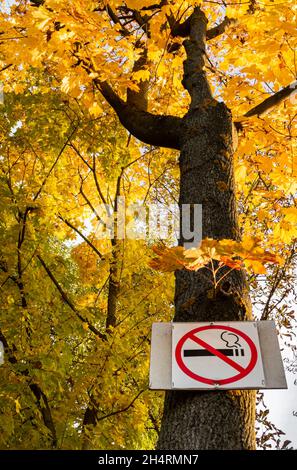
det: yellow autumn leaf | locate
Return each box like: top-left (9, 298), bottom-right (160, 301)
top-left (31, 7), bottom-right (53, 31)
top-left (273, 220), bottom-right (296, 244)
top-left (240, 235), bottom-right (260, 252)
top-left (235, 164), bottom-right (247, 184)
top-left (151, 237), bottom-right (282, 275)
top-left (149, 245), bottom-right (187, 272)
top-left (89, 101), bottom-right (103, 117)
top-left (126, 0), bottom-right (153, 8)
top-left (133, 69), bottom-right (150, 82)
top-left (15, 398), bottom-right (21, 414)
top-left (244, 259), bottom-right (267, 275)
top-left (283, 207), bottom-right (297, 223)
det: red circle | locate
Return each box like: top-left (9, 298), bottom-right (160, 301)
top-left (175, 325), bottom-right (258, 385)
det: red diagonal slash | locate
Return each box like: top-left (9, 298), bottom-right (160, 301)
top-left (189, 333), bottom-right (245, 374)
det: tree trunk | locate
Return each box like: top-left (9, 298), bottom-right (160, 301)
top-left (157, 7), bottom-right (256, 450)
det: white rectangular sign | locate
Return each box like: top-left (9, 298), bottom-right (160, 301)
top-left (149, 321), bottom-right (287, 390)
top-left (172, 322), bottom-right (265, 390)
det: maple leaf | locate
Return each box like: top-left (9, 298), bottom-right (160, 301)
top-left (220, 256), bottom-right (242, 270)
top-left (149, 245), bottom-right (187, 272)
top-left (133, 70), bottom-right (150, 82)
top-left (31, 7), bottom-right (53, 31)
top-left (150, 237), bottom-right (282, 276)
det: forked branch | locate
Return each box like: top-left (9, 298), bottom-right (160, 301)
top-left (95, 80), bottom-right (181, 150)
top-left (169, 14), bottom-right (235, 40)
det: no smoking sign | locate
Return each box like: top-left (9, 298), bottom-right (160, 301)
top-left (172, 322), bottom-right (265, 389)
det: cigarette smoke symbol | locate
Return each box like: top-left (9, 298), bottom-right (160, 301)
top-left (220, 331), bottom-right (241, 348)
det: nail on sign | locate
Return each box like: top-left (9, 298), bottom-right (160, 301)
top-left (172, 322), bottom-right (265, 389)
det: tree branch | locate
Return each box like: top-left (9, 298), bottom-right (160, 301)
top-left (0, 63), bottom-right (12, 73)
top-left (105, 170), bottom-right (124, 331)
top-left (170, 14), bottom-right (235, 40)
top-left (79, 175), bottom-right (105, 225)
top-left (96, 389), bottom-right (146, 423)
top-left (31, 0), bottom-right (181, 149)
top-left (244, 81), bottom-right (297, 118)
top-left (261, 248), bottom-right (296, 320)
top-left (28, 383), bottom-right (58, 447)
top-left (140, 1), bottom-right (168, 11)
top-left (0, 328), bottom-right (57, 447)
top-left (68, 143), bottom-right (108, 206)
top-left (168, 14), bottom-right (191, 38)
top-left (58, 215), bottom-right (104, 259)
top-left (68, 142), bottom-right (92, 171)
top-left (106, 5), bottom-right (130, 37)
top-left (33, 126), bottom-right (78, 202)
top-left (92, 154), bottom-right (108, 207)
top-left (95, 81), bottom-right (181, 150)
top-left (0, 329), bottom-right (17, 364)
top-left (37, 255), bottom-right (105, 339)
top-left (30, 0), bottom-right (44, 5)
top-left (206, 17), bottom-right (236, 40)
